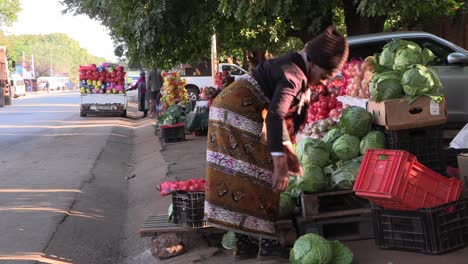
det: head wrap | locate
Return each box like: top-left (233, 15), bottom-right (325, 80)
top-left (304, 25), bottom-right (349, 72)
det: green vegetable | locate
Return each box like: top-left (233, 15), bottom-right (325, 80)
top-left (279, 192), bottom-right (296, 218)
top-left (299, 139), bottom-right (330, 168)
top-left (378, 39), bottom-right (423, 70)
top-left (393, 43), bottom-right (422, 70)
top-left (330, 240), bottom-right (353, 264)
top-left (221, 231), bottom-right (236, 250)
top-left (360, 131), bottom-right (386, 155)
top-left (422, 48), bottom-right (436, 65)
top-left (369, 71), bottom-right (404, 102)
top-left (401, 64), bottom-right (443, 102)
top-left (340, 106), bottom-right (372, 138)
top-left (295, 138), bottom-right (315, 162)
top-left (332, 134), bottom-right (361, 161)
top-left (331, 159), bottom-right (362, 190)
top-left (297, 164), bottom-right (327, 193)
top-left (322, 127), bottom-right (343, 146)
top-left (290, 234), bottom-right (333, 264)
top-left (379, 47), bottom-right (395, 68)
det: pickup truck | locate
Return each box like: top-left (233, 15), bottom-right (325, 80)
top-left (182, 63), bottom-right (247, 102)
top-left (348, 31), bottom-right (468, 127)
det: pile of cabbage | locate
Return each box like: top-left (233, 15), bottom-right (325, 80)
top-left (290, 233), bottom-right (353, 264)
top-left (293, 106), bottom-right (386, 195)
top-left (370, 39), bottom-right (443, 103)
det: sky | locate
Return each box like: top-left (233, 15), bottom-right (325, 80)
top-left (3, 0), bottom-right (117, 61)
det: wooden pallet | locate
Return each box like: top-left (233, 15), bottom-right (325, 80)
top-left (140, 215), bottom-right (191, 237)
top-left (295, 212), bottom-right (373, 241)
top-left (300, 190), bottom-right (370, 221)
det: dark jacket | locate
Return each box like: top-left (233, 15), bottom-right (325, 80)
top-left (252, 52), bottom-right (309, 153)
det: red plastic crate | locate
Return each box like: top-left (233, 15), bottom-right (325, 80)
top-left (354, 149), bottom-right (462, 211)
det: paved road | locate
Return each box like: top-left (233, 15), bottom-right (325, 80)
top-left (0, 92), bottom-right (139, 264)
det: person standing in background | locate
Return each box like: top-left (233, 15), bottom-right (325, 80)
top-left (127, 71), bottom-right (149, 118)
top-left (146, 69), bottom-right (164, 118)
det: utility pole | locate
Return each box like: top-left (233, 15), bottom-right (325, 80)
top-left (49, 48), bottom-right (53, 77)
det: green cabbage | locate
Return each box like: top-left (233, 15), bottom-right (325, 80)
top-left (332, 134), bottom-right (360, 161)
top-left (279, 192), bottom-right (296, 218)
top-left (422, 48), bottom-right (436, 65)
top-left (360, 131), bottom-right (386, 155)
top-left (340, 106), bottom-right (372, 138)
top-left (379, 47), bottom-right (395, 68)
top-left (378, 39), bottom-right (423, 70)
top-left (330, 240), bottom-right (353, 264)
top-left (331, 159), bottom-right (362, 190)
top-left (401, 64), bottom-right (443, 102)
top-left (298, 138), bottom-right (330, 168)
top-left (297, 164), bottom-right (327, 193)
top-left (290, 234), bottom-right (333, 264)
top-left (369, 71), bottom-right (404, 102)
top-left (221, 231), bottom-right (236, 249)
top-left (322, 127), bottom-right (343, 146)
top-left (393, 43), bottom-right (422, 70)
top-left (295, 137), bottom-right (314, 162)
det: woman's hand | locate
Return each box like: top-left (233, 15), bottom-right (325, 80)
top-left (283, 141), bottom-right (303, 177)
top-left (272, 155), bottom-right (289, 192)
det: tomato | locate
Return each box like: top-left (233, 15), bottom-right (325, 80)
top-left (317, 114), bottom-right (328, 120)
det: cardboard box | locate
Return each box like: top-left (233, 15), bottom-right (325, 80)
top-left (367, 97), bottom-right (447, 130)
top-left (458, 153), bottom-right (468, 194)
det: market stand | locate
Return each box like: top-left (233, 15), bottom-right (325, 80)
top-left (144, 40), bottom-right (468, 262)
top-left (78, 63), bottom-right (128, 117)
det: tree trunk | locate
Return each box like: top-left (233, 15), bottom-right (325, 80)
top-left (343, 0), bottom-right (387, 36)
top-left (245, 49), bottom-right (267, 70)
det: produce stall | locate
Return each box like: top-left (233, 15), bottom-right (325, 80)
top-left (144, 39), bottom-right (468, 263)
top-left (78, 63), bottom-right (127, 117)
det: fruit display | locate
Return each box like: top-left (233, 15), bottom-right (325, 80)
top-left (160, 72), bottom-right (189, 111)
top-left (79, 63), bottom-right (126, 94)
top-left (159, 178), bottom-right (206, 196)
top-left (307, 93), bottom-right (343, 123)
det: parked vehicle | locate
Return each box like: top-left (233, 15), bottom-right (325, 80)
top-left (347, 31), bottom-right (468, 126)
top-left (0, 46), bottom-right (11, 106)
top-left (24, 79), bottom-right (38, 92)
top-left (37, 76), bottom-right (69, 90)
top-left (180, 63), bottom-right (247, 102)
top-left (10, 73), bottom-right (26, 98)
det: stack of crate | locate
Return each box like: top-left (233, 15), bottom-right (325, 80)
top-left (368, 96), bottom-right (448, 175)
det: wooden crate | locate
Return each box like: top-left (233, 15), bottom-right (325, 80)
top-left (295, 213), bottom-right (373, 241)
top-left (300, 190), bottom-right (370, 221)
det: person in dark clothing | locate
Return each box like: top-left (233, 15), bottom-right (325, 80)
top-left (127, 71), bottom-right (149, 117)
top-left (204, 25), bottom-right (348, 260)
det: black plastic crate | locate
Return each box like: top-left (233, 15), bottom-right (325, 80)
top-left (379, 125), bottom-right (444, 175)
top-left (372, 199), bottom-right (468, 254)
top-left (161, 124), bottom-right (186, 143)
top-left (172, 191), bottom-right (206, 228)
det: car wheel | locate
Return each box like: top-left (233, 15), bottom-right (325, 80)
top-left (121, 110), bottom-right (127, 118)
top-left (80, 111), bottom-right (87, 117)
top-left (4, 95), bottom-right (11, 105)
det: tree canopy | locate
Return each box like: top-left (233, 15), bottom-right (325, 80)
top-left (60, 0), bottom-right (466, 70)
top-left (0, 0), bottom-right (21, 27)
top-left (1, 33), bottom-right (106, 84)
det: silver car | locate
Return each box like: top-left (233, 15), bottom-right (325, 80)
top-left (348, 32), bottom-right (468, 127)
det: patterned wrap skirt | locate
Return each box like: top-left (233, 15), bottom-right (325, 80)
top-left (204, 74), bottom-right (279, 239)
